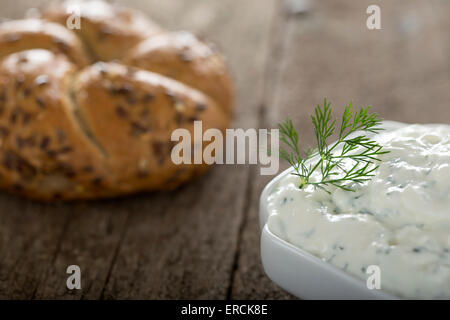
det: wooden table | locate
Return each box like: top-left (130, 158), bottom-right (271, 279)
top-left (0, 0), bottom-right (449, 299)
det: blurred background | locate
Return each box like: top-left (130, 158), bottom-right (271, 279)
top-left (0, 0), bottom-right (449, 299)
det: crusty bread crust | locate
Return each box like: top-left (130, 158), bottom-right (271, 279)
top-left (41, 0), bottom-right (163, 61)
top-left (124, 32), bottom-right (234, 114)
top-left (0, 19), bottom-right (89, 67)
top-left (0, 1), bottom-right (233, 200)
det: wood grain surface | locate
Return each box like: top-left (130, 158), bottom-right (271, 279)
top-left (0, 0), bottom-right (449, 299)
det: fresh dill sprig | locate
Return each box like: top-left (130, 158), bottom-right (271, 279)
top-left (279, 98), bottom-right (389, 193)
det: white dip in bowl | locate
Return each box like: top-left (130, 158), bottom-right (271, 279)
top-left (267, 122), bottom-right (450, 299)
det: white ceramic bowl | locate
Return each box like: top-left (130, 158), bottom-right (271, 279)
top-left (259, 121), bottom-right (409, 300)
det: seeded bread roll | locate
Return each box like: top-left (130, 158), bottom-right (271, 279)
top-left (0, 51), bottom-right (228, 200)
top-left (41, 0), bottom-right (163, 61)
top-left (0, 0), bottom-right (233, 200)
top-left (0, 19), bottom-right (89, 67)
top-left (123, 32), bottom-right (234, 114)
top-left (75, 62), bottom-right (228, 194)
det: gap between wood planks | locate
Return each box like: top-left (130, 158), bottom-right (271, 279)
top-left (225, 103), bottom-right (266, 300)
top-left (30, 212), bottom-right (75, 299)
top-left (98, 211), bottom-right (132, 300)
top-left (225, 0), bottom-right (294, 299)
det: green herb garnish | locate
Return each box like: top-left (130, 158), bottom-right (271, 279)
top-left (279, 98), bottom-right (389, 193)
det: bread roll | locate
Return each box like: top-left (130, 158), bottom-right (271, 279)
top-left (0, 0), bottom-right (233, 200)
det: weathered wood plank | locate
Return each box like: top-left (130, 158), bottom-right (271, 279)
top-left (267, 0), bottom-right (450, 138)
top-left (228, 0), bottom-right (296, 300)
top-left (32, 200), bottom-right (130, 299)
top-left (0, 196), bottom-right (72, 299)
top-left (231, 0), bottom-right (450, 299)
